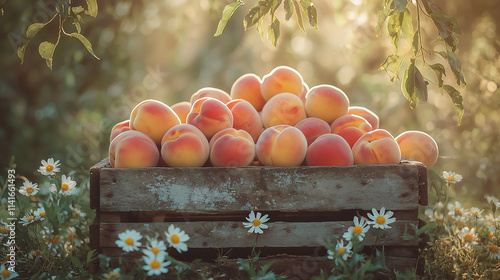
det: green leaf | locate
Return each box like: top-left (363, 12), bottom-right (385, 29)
top-left (376, 3), bottom-right (394, 37)
top-left (412, 30), bottom-right (419, 53)
top-left (17, 38), bottom-right (29, 64)
top-left (214, 0), bottom-right (244, 36)
top-left (86, 0), bottom-right (98, 18)
top-left (71, 256), bottom-right (82, 269)
top-left (26, 23), bottom-right (45, 38)
top-left (446, 45), bottom-right (466, 86)
top-left (380, 54), bottom-right (405, 81)
top-left (56, 0), bottom-right (70, 18)
top-left (429, 63), bottom-right (446, 87)
top-left (430, 12), bottom-right (462, 35)
top-left (415, 66), bottom-right (428, 102)
top-left (387, 11), bottom-right (402, 48)
top-left (39, 41), bottom-right (56, 70)
top-left (73, 20), bottom-right (82, 34)
top-left (71, 6), bottom-right (85, 16)
top-left (401, 8), bottom-right (413, 44)
top-left (305, 3), bottom-right (318, 29)
top-left (401, 59), bottom-right (427, 108)
top-left (284, 0), bottom-right (294, 21)
top-left (293, 0), bottom-right (305, 32)
top-left (70, 32), bottom-right (100, 60)
top-left (244, 0), bottom-right (271, 30)
top-left (267, 18), bottom-right (280, 47)
top-left (443, 85), bottom-right (464, 125)
top-left (394, 0), bottom-right (408, 12)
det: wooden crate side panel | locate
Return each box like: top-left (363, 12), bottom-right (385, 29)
top-left (89, 158), bottom-right (111, 210)
top-left (99, 164), bottom-right (422, 212)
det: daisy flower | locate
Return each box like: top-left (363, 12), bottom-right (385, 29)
top-left (343, 216), bottom-right (370, 241)
top-left (142, 250), bottom-right (171, 276)
top-left (488, 225), bottom-right (496, 240)
top-left (327, 239), bottom-right (352, 265)
top-left (66, 227), bottom-right (82, 247)
top-left (115, 229), bottom-right (142, 252)
top-left (447, 201), bottom-right (464, 217)
top-left (466, 207), bottom-right (484, 220)
top-left (458, 227), bottom-right (478, 247)
top-left (102, 268), bottom-right (121, 279)
top-left (38, 158), bottom-right (61, 176)
top-left (424, 208), bottom-right (447, 225)
top-left (59, 174), bottom-right (77, 196)
top-left (165, 224), bottom-right (189, 253)
top-left (243, 210), bottom-right (270, 234)
top-left (367, 207), bottom-right (396, 229)
top-left (20, 210), bottom-right (37, 226)
top-left (19, 180), bottom-right (39, 196)
top-left (34, 206), bottom-right (46, 221)
top-left (0, 221), bottom-right (10, 238)
top-left (442, 171), bottom-right (462, 184)
top-left (0, 263), bottom-right (19, 280)
top-left (487, 243), bottom-right (500, 260)
top-left (142, 237), bottom-right (168, 258)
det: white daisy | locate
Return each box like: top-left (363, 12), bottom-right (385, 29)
top-left (343, 216), bottom-right (370, 241)
top-left (102, 268), bottom-right (120, 279)
top-left (142, 237), bottom-right (168, 258)
top-left (488, 225), bottom-right (496, 240)
top-left (165, 224), bottom-right (190, 253)
top-left (487, 243), bottom-right (500, 260)
top-left (243, 210), bottom-right (270, 234)
top-left (38, 158), bottom-right (61, 176)
top-left (59, 174), bottom-right (77, 196)
top-left (115, 229), bottom-right (143, 252)
top-left (0, 263), bottom-right (19, 280)
top-left (0, 221), bottom-right (10, 238)
top-left (466, 207), bottom-right (484, 220)
top-left (458, 227), bottom-right (477, 247)
top-left (447, 201), bottom-right (464, 217)
top-left (327, 239), bottom-right (352, 265)
top-left (367, 207), bottom-right (396, 229)
top-left (142, 250), bottom-right (171, 276)
top-left (49, 183), bottom-right (58, 194)
top-left (66, 227), bottom-right (82, 247)
top-left (20, 210), bottom-right (37, 226)
top-left (34, 206), bottom-right (46, 221)
top-left (442, 171), bottom-right (462, 184)
top-left (19, 180), bottom-right (39, 196)
top-left (424, 208), bottom-right (447, 226)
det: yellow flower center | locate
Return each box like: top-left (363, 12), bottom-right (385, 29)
top-left (489, 231), bottom-right (495, 239)
top-left (0, 227), bottom-right (9, 235)
top-left (67, 233), bottom-right (78, 242)
top-left (446, 175), bottom-right (456, 182)
top-left (463, 233), bottom-right (473, 243)
top-left (170, 234), bottom-right (180, 244)
top-left (46, 165), bottom-right (54, 172)
top-left (61, 183), bottom-right (69, 191)
top-left (106, 271), bottom-right (120, 279)
top-left (454, 207), bottom-right (462, 216)
top-left (151, 247), bottom-right (160, 255)
top-left (27, 216), bottom-right (35, 222)
top-left (335, 247), bottom-right (346, 256)
top-left (125, 237), bottom-right (135, 246)
top-left (352, 226), bottom-right (362, 235)
top-left (51, 235), bottom-right (60, 245)
top-left (376, 215), bottom-right (386, 225)
top-left (26, 186), bottom-right (34, 194)
top-left (150, 259), bottom-right (161, 269)
top-left (252, 219), bottom-right (261, 227)
top-left (489, 244), bottom-right (499, 254)
top-left (40, 212), bottom-right (45, 218)
top-left (1, 269), bottom-right (10, 278)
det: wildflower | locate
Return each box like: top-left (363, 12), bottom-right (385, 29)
top-left (115, 229), bottom-right (142, 252)
top-left (142, 250), bottom-right (171, 276)
top-left (243, 211), bottom-right (270, 234)
top-left (466, 207), bottom-right (484, 220)
top-left (367, 207), bottom-right (396, 229)
top-left (34, 206), bottom-right (46, 221)
top-left (0, 263), bottom-right (19, 280)
top-left (453, 216), bottom-right (466, 229)
top-left (49, 183), bottom-right (58, 194)
top-left (70, 205), bottom-right (86, 219)
top-left (327, 239), bottom-right (352, 265)
top-left (19, 180), bottom-right (39, 196)
top-left (66, 227), bottom-right (82, 247)
top-left (142, 237), bottom-right (168, 258)
top-left (442, 171), bottom-right (462, 184)
top-left (488, 225), bottom-right (496, 240)
top-left (59, 174), bottom-right (77, 196)
top-left (425, 208), bottom-right (447, 225)
top-left (447, 201), bottom-right (464, 217)
top-left (38, 158), bottom-right (61, 176)
top-left (487, 243), bottom-right (500, 260)
top-left (0, 221), bottom-right (10, 238)
top-left (485, 195), bottom-right (500, 208)
top-left (343, 216), bottom-right (370, 241)
top-left (458, 227), bottom-right (478, 247)
top-left (20, 210), bottom-right (36, 226)
top-left (102, 268), bottom-right (120, 279)
top-left (165, 224), bottom-right (189, 253)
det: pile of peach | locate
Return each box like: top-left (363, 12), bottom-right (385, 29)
top-left (109, 66), bottom-right (439, 169)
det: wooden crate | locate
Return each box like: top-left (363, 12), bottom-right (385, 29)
top-left (89, 158), bottom-right (427, 278)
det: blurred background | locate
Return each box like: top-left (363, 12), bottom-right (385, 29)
top-left (1, 0), bottom-right (499, 203)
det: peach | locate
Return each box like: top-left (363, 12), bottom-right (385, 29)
top-left (351, 129), bottom-right (401, 165)
top-left (305, 85), bottom-right (350, 124)
top-left (299, 82), bottom-right (309, 103)
top-left (129, 99), bottom-right (181, 146)
top-left (330, 114), bottom-right (373, 148)
top-left (305, 134), bottom-right (354, 166)
top-left (171, 101), bottom-right (191, 124)
top-left (209, 128), bottom-right (255, 167)
top-left (348, 106), bottom-right (380, 130)
top-left (230, 73), bottom-right (266, 112)
top-left (186, 97), bottom-right (233, 140)
top-left (160, 124), bottom-right (209, 167)
top-left (190, 87), bottom-right (231, 104)
top-left (110, 120), bottom-right (130, 142)
top-left (261, 66), bottom-right (304, 101)
top-left (109, 130), bottom-right (159, 168)
top-left (226, 99), bottom-right (263, 142)
top-left (395, 130), bottom-right (439, 169)
top-left (260, 92), bottom-right (307, 128)
top-left (294, 117), bottom-right (331, 146)
top-left (256, 125), bottom-right (307, 167)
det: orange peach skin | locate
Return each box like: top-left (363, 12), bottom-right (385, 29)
top-left (226, 99), bottom-right (263, 142)
top-left (256, 125), bottom-right (307, 167)
top-left (351, 129), bottom-right (401, 165)
top-left (109, 130), bottom-right (160, 168)
top-left (190, 87), bottom-right (231, 104)
top-left (209, 128), bottom-right (256, 167)
top-left (110, 120), bottom-right (130, 143)
top-left (330, 114), bottom-right (373, 148)
top-left (348, 106), bottom-right (380, 130)
top-left (230, 73), bottom-right (266, 112)
top-left (160, 124), bottom-right (209, 167)
top-left (130, 99), bottom-right (181, 146)
top-left (306, 134), bottom-right (354, 166)
top-left (260, 92), bottom-right (307, 128)
top-left (305, 85), bottom-right (350, 124)
top-left (295, 117), bottom-right (331, 146)
top-left (396, 130), bottom-right (439, 169)
top-left (261, 66), bottom-right (304, 101)
top-left (171, 101), bottom-right (191, 124)
top-left (186, 97), bottom-right (233, 140)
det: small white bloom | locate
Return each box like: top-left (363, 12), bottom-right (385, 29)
top-left (488, 225), bottom-right (496, 240)
top-left (19, 180), bottom-right (39, 196)
top-left (142, 250), bottom-right (171, 276)
top-left (165, 224), bottom-right (190, 253)
top-left (142, 237), bottom-right (168, 258)
top-left (343, 216), bottom-right (370, 241)
top-left (243, 210), bottom-right (270, 234)
top-left (59, 174), bottom-right (77, 196)
top-left (487, 243), bottom-right (500, 260)
top-left (102, 268), bottom-right (120, 279)
top-left (34, 206), bottom-right (46, 221)
top-left (442, 171), bottom-right (462, 184)
top-left (38, 158), bottom-right (61, 176)
top-left (20, 210), bottom-right (37, 226)
top-left (466, 207), bottom-right (484, 220)
top-left (447, 201), bottom-right (464, 217)
top-left (0, 263), bottom-right (19, 280)
top-left (0, 221), bottom-right (10, 238)
top-left (367, 207), bottom-right (396, 229)
top-left (458, 227), bottom-right (478, 247)
top-left (327, 239), bottom-right (353, 265)
top-left (49, 183), bottom-right (58, 194)
top-left (115, 229), bottom-right (142, 252)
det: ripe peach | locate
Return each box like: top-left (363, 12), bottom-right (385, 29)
top-left (190, 87), bottom-right (231, 104)
top-left (261, 66), bottom-right (304, 101)
top-left (209, 128), bottom-right (255, 167)
top-left (160, 124), bottom-right (209, 167)
top-left (396, 130), bottom-right (439, 169)
top-left (256, 125), bottom-right (307, 167)
top-left (260, 92), bottom-right (307, 128)
top-left (348, 106), bottom-right (380, 130)
top-left (171, 101), bottom-right (191, 124)
top-left (294, 117), bottom-right (331, 146)
top-left (305, 85), bottom-right (350, 124)
top-left (330, 114), bottom-right (373, 148)
top-left (230, 73), bottom-right (266, 112)
top-left (186, 97), bottom-right (233, 140)
top-left (226, 99), bottom-right (263, 142)
top-left (351, 129), bottom-right (401, 165)
top-left (129, 99), bottom-right (181, 146)
top-left (110, 120), bottom-right (130, 142)
top-left (109, 130), bottom-right (159, 168)
top-left (306, 134), bottom-right (354, 166)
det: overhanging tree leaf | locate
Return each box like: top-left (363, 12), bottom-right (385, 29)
top-left (387, 12), bottom-right (401, 48)
top-left (26, 23), bottom-right (45, 38)
top-left (401, 59), bottom-right (427, 108)
top-left (70, 33), bottom-right (100, 60)
top-left (429, 63), bottom-right (446, 87)
top-left (284, 0), bottom-right (294, 20)
top-left (401, 8), bottom-right (413, 44)
top-left (376, 0), bottom-right (395, 36)
top-left (446, 45), bottom-right (466, 86)
top-left (244, 1), bottom-right (271, 30)
top-left (86, 0), bottom-right (98, 18)
top-left (412, 30), bottom-right (419, 53)
top-left (443, 85), bottom-right (464, 125)
top-left (293, 0), bottom-right (305, 32)
top-left (267, 18), bottom-right (280, 47)
top-left (214, 0), bottom-right (244, 36)
top-left (430, 12), bottom-right (462, 35)
top-left (39, 41), bottom-right (56, 70)
top-left (394, 0), bottom-right (408, 12)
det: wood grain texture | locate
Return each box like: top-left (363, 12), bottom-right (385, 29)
top-left (89, 158), bottom-right (111, 210)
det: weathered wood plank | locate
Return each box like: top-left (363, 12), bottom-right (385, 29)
top-left (99, 163), bottom-right (423, 212)
top-left (89, 158), bottom-right (111, 210)
top-left (100, 220), bottom-right (419, 249)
